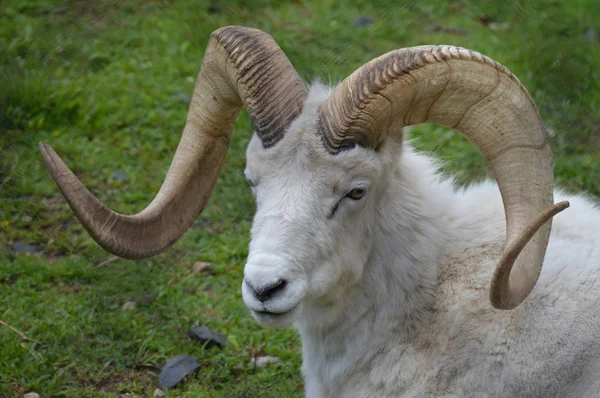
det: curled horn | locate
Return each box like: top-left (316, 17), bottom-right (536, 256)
top-left (39, 26), bottom-right (307, 259)
top-left (318, 45), bottom-right (569, 309)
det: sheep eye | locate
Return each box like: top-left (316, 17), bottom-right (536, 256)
top-left (346, 187), bottom-right (366, 200)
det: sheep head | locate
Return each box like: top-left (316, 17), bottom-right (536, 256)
top-left (40, 27), bottom-right (569, 327)
top-left (241, 84), bottom-right (398, 327)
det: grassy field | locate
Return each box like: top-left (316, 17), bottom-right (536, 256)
top-left (1, 0), bottom-right (599, 396)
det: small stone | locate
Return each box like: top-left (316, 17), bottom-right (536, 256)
top-left (137, 294), bottom-right (155, 305)
top-left (112, 172), bottom-right (128, 181)
top-left (584, 28), bottom-right (598, 44)
top-left (353, 16), bottom-right (373, 27)
top-left (188, 326), bottom-right (227, 348)
top-left (250, 356), bottom-right (279, 367)
top-left (12, 242), bottom-right (42, 253)
top-left (153, 388), bottom-right (164, 398)
top-left (24, 393), bottom-right (40, 398)
top-left (192, 261), bottom-right (211, 273)
top-left (158, 354), bottom-right (201, 389)
top-left (122, 301), bottom-right (136, 310)
top-left (489, 21), bottom-right (510, 31)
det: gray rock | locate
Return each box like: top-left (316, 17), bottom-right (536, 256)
top-left (158, 354), bottom-right (201, 389)
top-left (112, 172), bottom-right (128, 181)
top-left (12, 242), bottom-right (42, 253)
top-left (584, 28), bottom-right (598, 44)
top-left (188, 326), bottom-right (227, 348)
top-left (353, 16), bottom-right (373, 27)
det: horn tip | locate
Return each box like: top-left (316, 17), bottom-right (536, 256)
top-left (38, 141), bottom-right (53, 153)
top-left (551, 200), bottom-right (570, 217)
top-left (38, 141), bottom-right (59, 172)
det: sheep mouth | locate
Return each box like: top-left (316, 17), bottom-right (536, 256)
top-left (252, 303), bottom-right (298, 316)
top-left (250, 304), bottom-right (300, 327)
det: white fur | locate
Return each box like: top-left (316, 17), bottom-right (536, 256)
top-left (241, 83), bottom-right (600, 397)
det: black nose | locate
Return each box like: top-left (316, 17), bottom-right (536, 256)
top-left (246, 279), bottom-right (288, 302)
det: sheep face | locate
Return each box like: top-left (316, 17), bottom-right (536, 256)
top-left (241, 84), bottom-right (400, 328)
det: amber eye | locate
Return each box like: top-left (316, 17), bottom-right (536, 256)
top-left (346, 187), bottom-right (366, 200)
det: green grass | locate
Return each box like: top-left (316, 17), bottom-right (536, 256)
top-left (1, 0), bottom-right (599, 396)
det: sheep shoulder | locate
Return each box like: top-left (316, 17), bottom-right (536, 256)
top-left (326, 184), bottom-right (600, 397)
top-left (415, 187), bottom-right (600, 397)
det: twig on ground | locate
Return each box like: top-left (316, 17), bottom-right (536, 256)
top-left (0, 319), bottom-right (43, 346)
top-left (94, 256), bottom-right (119, 268)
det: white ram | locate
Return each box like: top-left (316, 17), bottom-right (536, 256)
top-left (40, 27), bottom-right (600, 397)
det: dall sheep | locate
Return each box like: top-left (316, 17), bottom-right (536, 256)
top-left (40, 27), bottom-right (600, 397)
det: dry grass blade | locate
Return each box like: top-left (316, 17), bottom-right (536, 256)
top-left (0, 319), bottom-right (43, 346)
top-left (94, 255), bottom-right (119, 268)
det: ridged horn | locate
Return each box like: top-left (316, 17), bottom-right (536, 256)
top-left (39, 26), bottom-right (307, 260)
top-left (318, 45), bottom-right (569, 309)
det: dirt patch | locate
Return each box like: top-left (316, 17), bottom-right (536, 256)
top-left (59, 283), bottom-right (87, 294)
top-left (71, 369), bottom-right (156, 395)
top-left (94, 373), bottom-right (128, 392)
top-left (6, 381), bottom-right (26, 397)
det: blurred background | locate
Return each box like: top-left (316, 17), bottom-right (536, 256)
top-left (1, 0), bottom-right (598, 396)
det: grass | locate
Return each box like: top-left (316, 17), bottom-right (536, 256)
top-left (1, 0), bottom-right (598, 396)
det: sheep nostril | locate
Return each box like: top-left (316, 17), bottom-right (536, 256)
top-left (247, 279), bottom-right (288, 302)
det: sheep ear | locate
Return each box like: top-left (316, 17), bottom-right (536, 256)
top-left (319, 45), bottom-right (568, 309)
top-left (40, 26), bottom-right (307, 260)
